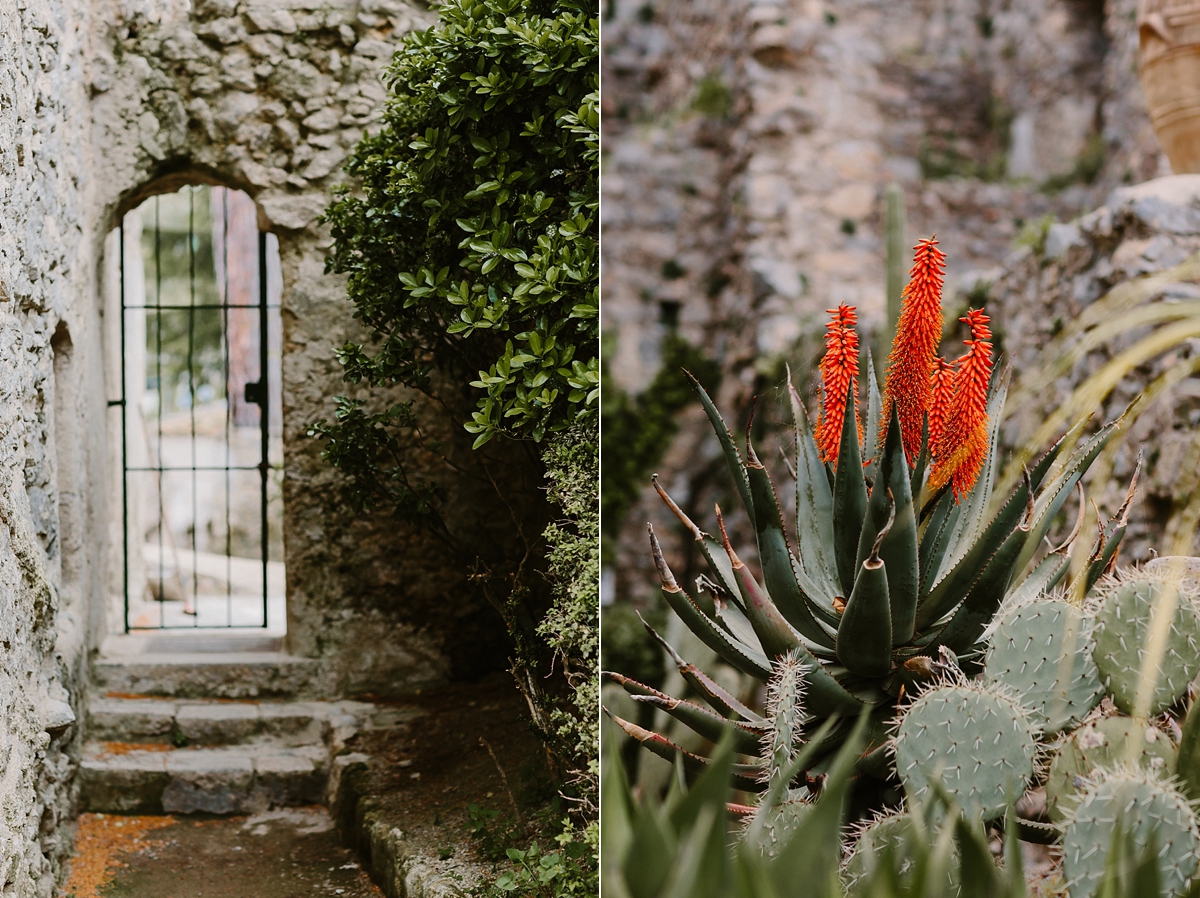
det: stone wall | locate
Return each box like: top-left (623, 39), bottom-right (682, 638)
top-left (990, 175), bottom-right (1200, 562)
top-left (0, 0), bottom-right (550, 888)
top-left (601, 0), bottom-right (1174, 608)
top-left (0, 0), bottom-right (109, 890)
top-left (81, 0), bottom-right (539, 699)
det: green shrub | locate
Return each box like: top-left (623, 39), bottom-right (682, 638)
top-left (312, 0), bottom-right (600, 851)
top-left (321, 0), bottom-right (598, 453)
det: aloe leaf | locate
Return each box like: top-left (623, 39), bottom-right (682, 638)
top-left (855, 402), bottom-right (919, 644)
top-left (651, 476), bottom-right (743, 609)
top-left (707, 585), bottom-right (761, 648)
top-left (1028, 429), bottom-right (1069, 492)
top-left (1013, 418), bottom-right (1120, 575)
top-left (787, 374), bottom-right (839, 603)
top-left (832, 381), bottom-right (868, 595)
top-left (862, 348), bottom-right (883, 483)
top-left (624, 784), bottom-right (675, 898)
top-left (789, 555), bottom-right (841, 631)
top-left (1082, 459), bottom-right (1139, 595)
top-left (745, 440), bottom-right (838, 648)
top-left (931, 521), bottom-right (1029, 653)
top-left (1004, 551), bottom-right (1070, 607)
top-left (657, 583), bottom-right (771, 678)
top-left (686, 371), bottom-right (753, 518)
top-left (605, 711), bottom-right (765, 792)
top-left (659, 807), bottom-right (724, 898)
top-left (629, 694), bottom-right (765, 755)
top-left (716, 525), bottom-right (809, 660)
top-left (918, 489), bottom-right (958, 593)
top-left (916, 471), bottom-right (1032, 630)
top-left (602, 671), bottom-right (766, 753)
top-left (837, 539), bottom-right (893, 678)
top-left (649, 525), bottom-right (772, 678)
top-left (638, 615), bottom-right (766, 724)
top-left (909, 415), bottom-right (930, 502)
top-left (1085, 520), bottom-right (1127, 595)
top-left (797, 655), bottom-right (876, 719)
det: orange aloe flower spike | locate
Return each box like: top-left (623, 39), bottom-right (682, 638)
top-left (927, 356), bottom-right (956, 457)
top-left (815, 304), bottom-right (861, 466)
top-left (882, 236), bottom-right (946, 464)
top-left (929, 309), bottom-right (993, 499)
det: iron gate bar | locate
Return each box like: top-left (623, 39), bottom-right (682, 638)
top-left (188, 186), bottom-right (198, 625)
top-left (127, 465), bottom-right (264, 472)
top-left (124, 304), bottom-right (279, 310)
top-left (259, 228), bottom-right (269, 629)
top-left (120, 221), bottom-right (129, 634)
top-left (154, 195), bottom-right (164, 629)
top-left (118, 186), bottom-right (276, 631)
top-left (223, 188), bottom-right (232, 625)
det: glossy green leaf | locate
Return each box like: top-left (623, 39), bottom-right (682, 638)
top-left (787, 375), bottom-right (839, 604)
top-left (837, 554), bottom-right (892, 678)
top-left (855, 403), bottom-right (919, 645)
top-left (687, 372), bottom-right (753, 517)
top-left (746, 447), bottom-right (837, 647)
top-left (832, 381), bottom-right (868, 596)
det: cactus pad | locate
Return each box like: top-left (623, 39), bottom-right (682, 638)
top-left (843, 812), bottom-right (959, 897)
top-left (984, 598), bottom-right (1102, 735)
top-left (744, 794), bottom-right (811, 858)
top-left (1061, 768), bottom-right (1200, 898)
top-left (893, 683), bottom-right (1038, 821)
top-left (1044, 716), bottom-right (1176, 821)
top-left (1092, 576), bottom-right (1200, 716)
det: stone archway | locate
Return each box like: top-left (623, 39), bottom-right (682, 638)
top-left (85, 0), bottom-right (521, 697)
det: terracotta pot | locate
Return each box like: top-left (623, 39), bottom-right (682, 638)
top-left (1138, 1), bottom-right (1200, 173)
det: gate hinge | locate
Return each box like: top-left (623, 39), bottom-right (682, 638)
top-left (244, 381), bottom-right (266, 405)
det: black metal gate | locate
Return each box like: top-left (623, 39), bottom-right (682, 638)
top-left (113, 186), bottom-right (283, 631)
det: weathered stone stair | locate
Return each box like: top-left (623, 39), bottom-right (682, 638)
top-left (80, 633), bottom-right (399, 816)
top-left (80, 696), bottom-right (379, 814)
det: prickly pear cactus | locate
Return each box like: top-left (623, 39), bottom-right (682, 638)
top-left (744, 798), bottom-right (811, 858)
top-left (1092, 574), bottom-right (1200, 716)
top-left (1044, 716), bottom-right (1176, 820)
top-left (843, 811), bottom-right (960, 897)
top-left (1061, 768), bottom-right (1200, 898)
top-left (984, 597), bottom-right (1103, 735)
top-left (744, 653), bottom-right (811, 856)
top-left (893, 682), bottom-right (1038, 821)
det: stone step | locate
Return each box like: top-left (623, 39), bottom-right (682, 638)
top-left (79, 741), bottom-right (332, 814)
top-left (93, 651), bottom-right (321, 699)
top-left (93, 632), bottom-right (321, 699)
top-left (86, 696), bottom-right (389, 747)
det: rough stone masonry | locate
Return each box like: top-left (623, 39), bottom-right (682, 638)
top-left (0, 0), bottom-right (533, 892)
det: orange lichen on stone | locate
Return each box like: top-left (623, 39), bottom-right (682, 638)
top-left (815, 304), bottom-right (861, 465)
top-left (882, 236), bottom-right (946, 463)
top-left (98, 742), bottom-right (175, 756)
top-left (62, 813), bottom-right (176, 898)
top-left (930, 309), bottom-right (993, 498)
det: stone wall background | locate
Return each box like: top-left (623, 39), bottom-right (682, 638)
top-left (0, 0), bottom-right (108, 890)
top-left (601, 0), bottom-right (1176, 611)
top-left (0, 0), bottom-right (557, 888)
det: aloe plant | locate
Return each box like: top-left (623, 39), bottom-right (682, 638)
top-left (602, 717), bottom-right (1177, 898)
top-left (603, 237), bottom-right (1130, 801)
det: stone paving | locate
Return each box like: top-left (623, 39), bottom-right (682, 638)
top-left (63, 808), bottom-right (383, 898)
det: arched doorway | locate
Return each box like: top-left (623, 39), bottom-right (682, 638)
top-left (110, 185), bottom-right (284, 633)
